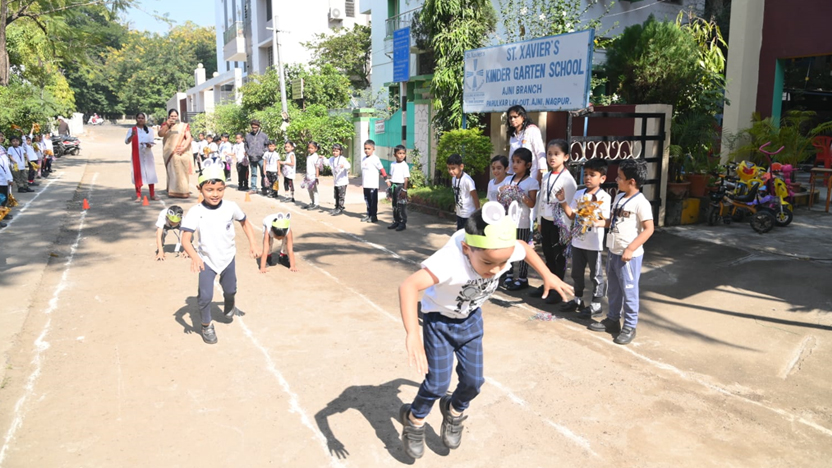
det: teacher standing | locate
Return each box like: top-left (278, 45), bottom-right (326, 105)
top-left (125, 112), bottom-right (159, 202)
top-left (507, 105), bottom-right (546, 183)
top-left (244, 119), bottom-right (269, 194)
top-left (158, 109), bottom-right (193, 199)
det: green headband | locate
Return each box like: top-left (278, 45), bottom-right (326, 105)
top-left (271, 213), bottom-right (290, 229)
top-left (464, 202), bottom-right (520, 249)
top-left (198, 163), bottom-right (226, 185)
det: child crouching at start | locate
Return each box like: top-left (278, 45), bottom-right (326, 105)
top-left (259, 212), bottom-right (298, 273)
top-left (181, 164), bottom-right (260, 344)
top-left (396, 201), bottom-right (573, 459)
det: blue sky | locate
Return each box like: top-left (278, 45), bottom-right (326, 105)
top-left (123, 0), bottom-right (215, 34)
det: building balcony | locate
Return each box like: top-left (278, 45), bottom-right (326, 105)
top-left (384, 7), bottom-right (420, 38)
top-left (223, 21), bottom-right (246, 62)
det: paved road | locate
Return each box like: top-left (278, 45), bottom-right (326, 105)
top-left (0, 125), bottom-right (830, 467)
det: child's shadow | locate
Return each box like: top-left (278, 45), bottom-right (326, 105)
top-left (315, 378), bottom-right (450, 464)
top-left (173, 296), bottom-right (245, 337)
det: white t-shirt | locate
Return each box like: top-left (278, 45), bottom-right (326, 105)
top-left (7, 147), bottom-right (25, 166)
top-left (191, 140), bottom-right (200, 153)
top-left (361, 154), bottom-right (383, 189)
top-left (607, 192), bottom-right (653, 257)
top-left (508, 124), bottom-right (546, 176)
top-left (306, 153), bottom-right (322, 180)
top-left (0, 151), bottom-right (13, 185)
top-left (232, 142), bottom-right (246, 164)
top-left (487, 177), bottom-right (509, 202)
top-left (506, 174), bottom-right (540, 227)
top-left (539, 169), bottom-right (578, 223)
top-left (263, 151), bottom-right (279, 172)
top-left (262, 214), bottom-right (290, 253)
top-left (154, 208), bottom-right (181, 230)
top-left (452, 173), bottom-right (477, 218)
top-left (325, 155), bottom-right (350, 186)
top-left (181, 201), bottom-right (246, 273)
top-left (421, 230), bottom-right (526, 319)
top-left (207, 142), bottom-right (218, 157)
top-left (197, 140), bottom-right (208, 154)
top-left (41, 138), bottom-right (53, 153)
top-left (281, 152), bottom-right (296, 178)
top-left (569, 188), bottom-right (611, 251)
top-left (219, 141), bottom-right (233, 161)
top-left (389, 161), bottom-right (411, 184)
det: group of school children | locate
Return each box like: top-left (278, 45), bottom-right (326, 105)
top-left (0, 126), bottom-right (57, 229)
top-left (172, 128), bottom-right (654, 460)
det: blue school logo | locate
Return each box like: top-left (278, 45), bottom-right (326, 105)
top-left (465, 59), bottom-right (485, 92)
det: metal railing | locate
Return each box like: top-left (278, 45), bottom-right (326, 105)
top-left (223, 21), bottom-right (244, 44)
top-left (385, 7), bottom-right (420, 38)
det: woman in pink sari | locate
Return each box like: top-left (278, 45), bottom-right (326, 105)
top-left (158, 109), bottom-right (193, 198)
top-left (124, 112), bottom-right (158, 201)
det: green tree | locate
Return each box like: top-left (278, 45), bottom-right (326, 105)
top-left (189, 103), bottom-right (249, 137)
top-left (436, 128), bottom-right (494, 176)
top-left (417, 0), bottom-right (497, 132)
top-left (303, 24), bottom-right (371, 89)
top-left (243, 64), bottom-right (352, 112)
top-left (498, 0), bottom-right (613, 43)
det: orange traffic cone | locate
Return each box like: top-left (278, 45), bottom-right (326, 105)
top-left (245, 192), bottom-right (251, 202)
top-left (82, 199), bottom-right (89, 210)
top-left (142, 196), bottom-right (149, 206)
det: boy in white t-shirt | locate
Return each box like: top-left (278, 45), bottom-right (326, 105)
top-left (396, 202), bottom-right (573, 459)
top-left (233, 133), bottom-right (249, 191)
top-left (263, 141), bottom-right (280, 199)
top-left (360, 139), bottom-right (388, 223)
top-left (259, 212), bottom-right (298, 273)
top-left (181, 164), bottom-right (261, 345)
top-left (532, 139), bottom-right (577, 303)
top-left (219, 133), bottom-right (234, 182)
top-left (303, 141), bottom-right (323, 210)
top-left (386, 145), bottom-right (410, 231)
top-left (556, 159), bottom-right (611, 317)
top-left (196, 132), bottom-right (208, 164)
top-left (589, 159), bottom-right (654, 345)
top-left (323, 143), bottom-right (350, 215)
top-left (154, 205), bottom-right (188, 261)
top-left (447, 153), bottom-right (479, 231)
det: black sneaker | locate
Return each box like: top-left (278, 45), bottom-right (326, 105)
top-left (360, 215), bottom-right (371, 222)
top-left (580, 302), bottom-right (604, 318)
top-left (330, 208), bottom-right (342, 216)
top-left (505, 280), bottom-right (528, 291)
top-left (398, 404), bottom-right (425, 459)
top-left (528, 285), bottom-right (545, 298)
top-left (588, 317), bottom-right (621, 334)
top-left (388, 222), bottom-right (400, 230)
top-left (202, 324), bottom-right (218, 344)
top-left (544, 294), bottom-right (563, 305)
top-left (561, 298), bottom-right (583, 312)
top-left (370, 217), bottom-right (378, 223)
top-left (614, 326), bottom-right (636, 345)
top-left (439, 396), bottom-right (468, 450)
top-left (0, 222), bottom-right (6, 228)
top-left (396, 224), bottom-right (406, 231)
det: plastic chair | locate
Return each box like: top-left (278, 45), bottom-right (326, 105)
top-left (812, 136), bottom-right (832, 169)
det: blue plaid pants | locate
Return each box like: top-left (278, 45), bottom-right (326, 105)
top-left (410, 309), bottom-right (485, 419)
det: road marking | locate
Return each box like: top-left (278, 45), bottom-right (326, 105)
top-left (779, 335), bottom-right (816, 379)
top-left (2, 174), bottom-right (64, 230)
top-left (266, 201), bottom-right (832, 439)
top-left (0, 173), bottom-right (98, 466)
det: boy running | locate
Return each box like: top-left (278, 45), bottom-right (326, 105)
top-left (181, 164), bottom-right (261, 344)
top-left (397, 201), bottom-right (573, 459)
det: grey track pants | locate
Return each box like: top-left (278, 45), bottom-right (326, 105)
top-left (197, 258), bottom-right (237, 325)
top-left (571, 247), bottom-right (607, 301)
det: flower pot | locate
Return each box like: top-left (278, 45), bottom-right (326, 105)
top-left (688, 174), bottom-right (708, 198)
top-left (667, 181), bottom-right (691, 200)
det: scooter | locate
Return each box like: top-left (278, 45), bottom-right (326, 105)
top-left (52, 135), bottom-right (81, 156)
top-left (707, 161), bottom-right (776, 233)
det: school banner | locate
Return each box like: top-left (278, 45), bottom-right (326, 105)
top-left (463, 29), bottom-right (595, 113)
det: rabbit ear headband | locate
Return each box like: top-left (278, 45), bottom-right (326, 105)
top-left (198, 161), bottom-right (225, 185)
top-left (271, 213), bottom-right (291, 229)
top-left (464, 201), bottom-right (520, 250)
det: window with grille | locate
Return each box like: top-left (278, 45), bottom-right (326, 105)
top-left (346, 0), bottom-right (355, 17)
top-left (265, 0), bottom-right (272, 20)
top-left (267, 46), bottom-right (274, 67)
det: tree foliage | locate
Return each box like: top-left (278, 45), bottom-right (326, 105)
top-left (188, 103), bottom-right (249, 138)
top-left (418, 0), bottom-right (497, 132)
top-left (436, 128), bottom-right (494, 176)
top-left (498, 0), bottom-right (613, 43)
top-left (242, 64), bottom-right (352, 113)
top-left (302, 24), bottom-right (371, 89)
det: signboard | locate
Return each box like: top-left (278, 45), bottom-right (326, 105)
top-left (463, 29), bottom-right (594, 113)
top-left (292, 78), bottom-right (303, 99)
top-left (393, 28), bottom-right (411, 83)
top-left (374, 119), bottom-right (385, 135)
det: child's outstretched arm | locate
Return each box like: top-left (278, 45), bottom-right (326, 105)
top-left (285, 230), bottom-right (298, 272)
top-left (521, 241), bottom-right (574, 301)
top-left (181, 232), bottom-right (204, 273)
top-left (398, 268), bottom-right (439, 376)
top-left (155, 228), bottom-right (166, 261)
top-left (259, 231), bottom-right (271, 273)
top-left (240, 218), bottom-right (262, 259)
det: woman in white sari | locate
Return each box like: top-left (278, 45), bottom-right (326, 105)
top-left (158, 109), bottom-right (193, 198)
top-left (124, 112), bottom-right (159, 201)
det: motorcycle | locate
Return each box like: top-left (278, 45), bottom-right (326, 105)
top-left (707, 161), bottom-right (776, 234)
top-left (52, 135), bottom-right (81, 157)
top-left (88, 115), bottom-right (104, 126)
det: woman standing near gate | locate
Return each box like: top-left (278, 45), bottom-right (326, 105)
top-left (507, 105), bottom-right (547, 182)
top-left (158, 109), bottom-right (193, 198)
top-left (125, 113), bottom-right (159, 202)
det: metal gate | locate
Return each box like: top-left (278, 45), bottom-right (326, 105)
top-left (566, 111), bottom-right (668, 225)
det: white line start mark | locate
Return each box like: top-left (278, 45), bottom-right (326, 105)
top-left (0, 172), bottom-right (99, 466)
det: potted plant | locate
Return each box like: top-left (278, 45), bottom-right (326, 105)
top-left (667, 144), bottom-right (691, 199)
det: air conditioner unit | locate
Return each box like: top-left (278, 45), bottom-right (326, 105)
top-left (329, 7), bottom-right (344, 20)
